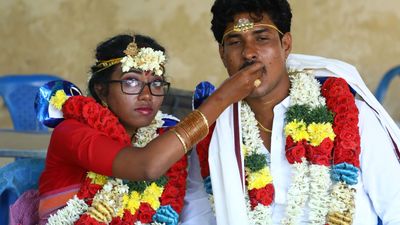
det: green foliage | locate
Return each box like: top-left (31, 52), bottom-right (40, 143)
top-left (245, 153), bottom-right (267, 172)
top-left (286, 104), bottom-right (309, 123)
top-left (126, 175), bottom-right (168, 193)
top-left (127, 181), bottom-right (147, 193)
top-left (309, 106), bottom-right (334, 124)
top-left (154, 175), bottom-right (168, 187)
top-left (286, 104), bottom-right (333, 124)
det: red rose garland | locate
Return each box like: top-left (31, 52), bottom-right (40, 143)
top-left (322, 78), bottom-right (361, 167)
top-left (322, 77), bottom-right (361, 224)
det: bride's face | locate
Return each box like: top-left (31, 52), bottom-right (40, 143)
top-left (104, 66), bottom-right (165, 135)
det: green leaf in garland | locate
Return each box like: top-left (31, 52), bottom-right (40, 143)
top-left (286, 104), bottom-right (310, 123)
top-left (286, 104), bottom-right (334, 124)
top-left (245, 153), bottom-right (267, 172)
top-left (127, 181), bottom-right (148, 193)
top-left (309, 106), bottom-right (334, 124)
top-left (126, 175), bottom-right (168, 193)
top-left (154, 175), bottom-right (168, 187)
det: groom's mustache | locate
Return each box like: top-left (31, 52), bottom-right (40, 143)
top-left (239, 60), bottom-right (256, 70)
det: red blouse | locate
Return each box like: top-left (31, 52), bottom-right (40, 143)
top-left (38, 119), bottom-right (129, 195)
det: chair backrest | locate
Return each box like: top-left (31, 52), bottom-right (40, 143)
top-left (0, 158), bottom-right (45, 225)
top-left (161, 88), bottom-right (192, 119)
top-left (375, 65), bottom-right (400, 103)
top-left (0, 74), bottom-right (61, 132)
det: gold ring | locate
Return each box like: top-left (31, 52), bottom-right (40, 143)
top-left (254, 79), bottom-right (261, 87)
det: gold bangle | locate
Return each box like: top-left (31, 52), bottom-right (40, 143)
top-left (171, 129), bottom-right (188, 154)
top-left (176, 110), bottom-right (209, 147)
top-left (194, 109), bottom-right (209, 128)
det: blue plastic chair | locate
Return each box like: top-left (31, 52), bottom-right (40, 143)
top-left (0, 158), bottom-right (45, 225)
top-left (0, 74), bottom-right (61, 132)
top-left (375, 65), bottom-right (400, 103)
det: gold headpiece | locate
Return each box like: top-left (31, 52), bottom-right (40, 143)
top-left (94, 38), bottom-right (166, 76)
top-left (234, 18), bottom-right (254, 33)
top-left (222, 18), bottom-right (284, 44)
top-left (123, 42), bottom-right (138, 56)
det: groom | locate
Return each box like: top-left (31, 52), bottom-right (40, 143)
top-left (181, 0), bottom-right (400, 224)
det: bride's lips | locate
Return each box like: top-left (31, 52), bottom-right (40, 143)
top-left (135, 107), bottom-right (154, 115)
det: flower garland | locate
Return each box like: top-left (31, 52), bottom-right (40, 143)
top-left (283, 71), bottom-right (335, 224)
top-left (120, 42), bottom-right (166, 76)
top-left (46, 96), bottom-right (187, 225)
top-left (241, 102), bottom-right (274, 225)
top-left (322, 78), bottom-right (360, 225)
top-left (196, 71), bottom-right (361, 225)
top-left (196, 102), bottom-right (275, 225)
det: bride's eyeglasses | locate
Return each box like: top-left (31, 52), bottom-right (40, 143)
top-left (105, 78), bottom-right (170, 96)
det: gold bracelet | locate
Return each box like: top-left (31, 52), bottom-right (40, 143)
top-left (176, 110), bottom-right (209, 147)
top-left (194, 109), bottom-right (209, 128)
top-left (171, 129), bottom-right (188, 154)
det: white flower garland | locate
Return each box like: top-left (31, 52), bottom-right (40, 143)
top-left (47, 196), bottom-right (89, 225)
top-left (45, 111), bottom-right (164, 225)
top-left (134, 111), bottom-right (164, 147)
top-left (308, 165), bottom-right (331, 225)
top-left (241, 102), bottom-right (273, 225)
top-left (281, 158), bottom-right (310, 225)
top-left (282, 71), bottom-right (331, 225)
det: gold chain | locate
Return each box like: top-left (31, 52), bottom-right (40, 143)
top-left (256, 120), bottom-right (272, 133)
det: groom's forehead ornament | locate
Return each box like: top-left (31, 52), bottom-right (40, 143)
top-left (222, 18), bottom-right (284, 44)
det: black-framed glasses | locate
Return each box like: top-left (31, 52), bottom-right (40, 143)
top-left (106, 79), bottom-right (170, 96)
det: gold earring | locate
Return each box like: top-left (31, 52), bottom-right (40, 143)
top-left (101, 101), bottom-right (108, 108)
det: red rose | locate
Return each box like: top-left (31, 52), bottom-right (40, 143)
top-left (335, 103), bottom-right (357, 115)
top-left (157, 127), bottom-right (167, 135)
top-left (63, 98), bottom-right (82, 119)
top-left (248, 184), bottom-right (274, 209)
top-left (82, 103), bottom-right (99, 121)
top-left (161, 183), bottom-right (180, 200)
top-left (321, 78), bottom-right (335, 96)
top-left (332, 146), bottom-right (344, 159)
top-left (351, 157), bottom-right (360, 168)
top-left (335, 94), bottom-right (353, 106)
top-left (314, 138), bottom-right (334, 155)
top-left (248, 189), bottom-right (259, 209)
top-left (306, 139), bottom-right (332, 166)
top-left (285, 136), bottom-right (296, 148)
top-left (326, 98), bottom-right (338, 109)
top-left (258, 184), bottom-right (274, 206)
top-left (339, 128), bottom-right (360, 144)
top-left (166, 169), bottom-right (187, 183)
top-left (310, 155), bottom-right (330, 166)
top-left (196, 124), bottom-right (215, 177)
top-left (77, 178), bottom-right (102, 204)
top-left (170, 198), bottom-right (185, 213)
top-left (74, 214), bottom-right (106, 225)
top-left (161, 193), bottom-right (184, 212)
top-left (122, 209), bottom-right (137, 223)
top-left (341, 149), bottom-right (356, 160)
top-left (110, 217), bottom-right (123, 225)
top-left (286, 143), bottom-right (306, 164)
top-left (328, 83), bottom-right (347, 98)
top-left (137, 203), bottom-right (156, 224)
top-left (334, 113), bottom-right (358, 127)
top-left (338, 139), bottom-right (358, 150)
top-left (334, 148), bottom-right (356, 165)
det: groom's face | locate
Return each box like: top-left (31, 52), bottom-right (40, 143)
top-left (219, 12), bottom-right (292, 98)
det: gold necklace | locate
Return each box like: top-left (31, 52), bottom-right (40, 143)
top-left (256, 120), bottom-right (272, 133)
